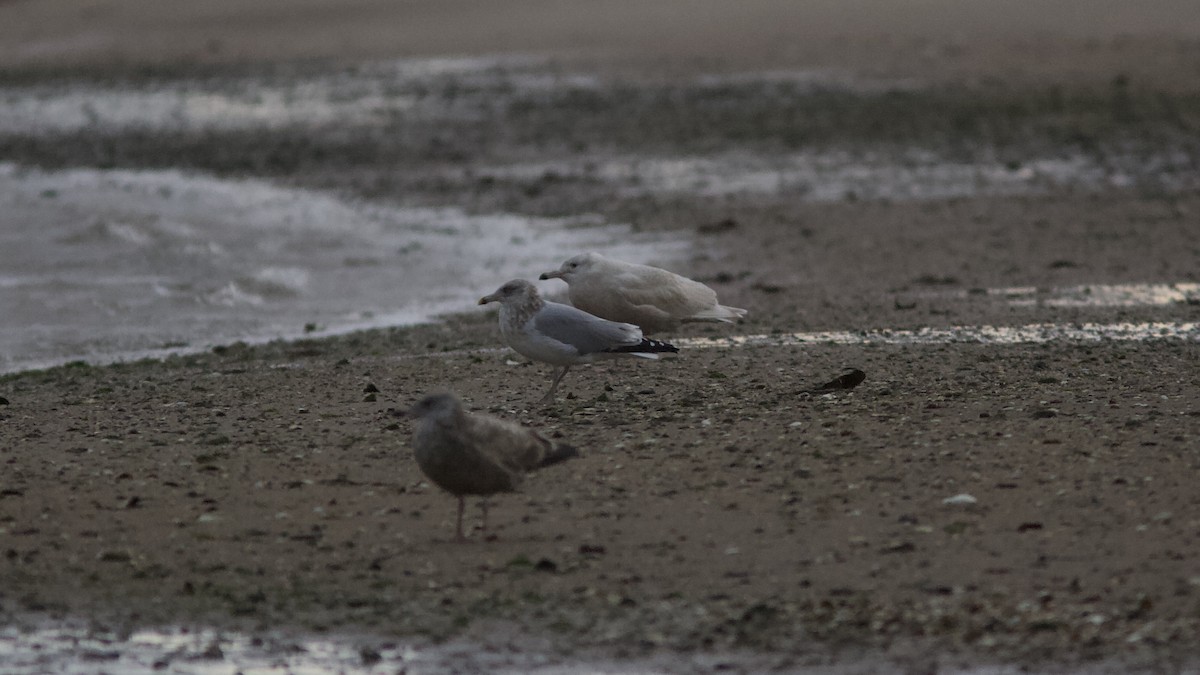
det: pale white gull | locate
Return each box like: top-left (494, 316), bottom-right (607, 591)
top-left (407, 391), bottom-right (578, 540)
top-left (478, 279), bottom-right (678, 402)
top-left (539, 252), bottom-right (747, 334)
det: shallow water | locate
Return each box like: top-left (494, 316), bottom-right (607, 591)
top-left (0, 162), bottom-right (681, 373)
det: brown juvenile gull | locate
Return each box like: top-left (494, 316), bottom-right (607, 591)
top-left (478, 279), bottom-right (678, 402)
top-left (407, 391), bottom-right (578, 540)
top-left (539, 252), bottom-right (747, 334)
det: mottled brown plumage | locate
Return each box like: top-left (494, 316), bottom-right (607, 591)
top-left (407, 391), bottom-right (577, 539)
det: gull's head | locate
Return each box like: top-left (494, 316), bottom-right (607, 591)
top-left (539, 253), bottom-right (601, 282)
top-left (405, 391), bottom-right (463, 421)
top-left (479, 279), bottom-right (539, 306)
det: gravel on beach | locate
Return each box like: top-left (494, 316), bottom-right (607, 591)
top-left (2, 1), bottom-right (1199, 671)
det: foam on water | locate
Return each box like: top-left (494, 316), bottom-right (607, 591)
top-left (0, 163), bottom-right (683, 373)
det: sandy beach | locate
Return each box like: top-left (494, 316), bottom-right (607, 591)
top-left (2, 1), bottom-right (1199, 672)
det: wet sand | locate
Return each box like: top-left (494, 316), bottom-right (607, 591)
top-left (2, 2), bottom-right (1200, 672)
top-left (3, 193), bottom-right (1198, 671)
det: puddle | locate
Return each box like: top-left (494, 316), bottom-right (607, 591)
top-left (673, 321), bottom-right (1200, 350)
top-left (0, 162), bottom-right (683, 373)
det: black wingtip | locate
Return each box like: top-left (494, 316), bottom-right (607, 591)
top-left (539, 444), bottom-right (579, 468)
top-left (644, 338), bottom-right (680, 354)
top-left (605, 337), bottom-right (679, 355)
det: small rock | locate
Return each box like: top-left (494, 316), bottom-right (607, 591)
top-left (359, 646), bottom-right (382, 666)
top-left (806, 368), bottom-right (866, 394)
top-left (913, 274), bottom-right (959, 286)
top-left (944, 521), bottom-right (971, 534)
top-left (697, 217), bottom-right (738, 234)
top-left (200, 642), bottom-right (224, 660)
top-left (942, 493), bottom-right (977, 505)
top-left (751, 281), bottom-right (785, 294)
top-left (880, 541), bottom-right (916, 554)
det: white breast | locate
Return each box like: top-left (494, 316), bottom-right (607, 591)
top-left (500, 309), bottom-right (583, 366)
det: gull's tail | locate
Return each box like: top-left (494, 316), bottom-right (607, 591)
top-left (604, 338), bottom-right (679, 359)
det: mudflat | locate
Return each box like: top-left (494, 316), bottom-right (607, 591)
top-left (1, 1), bottom-right (1199, 672)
